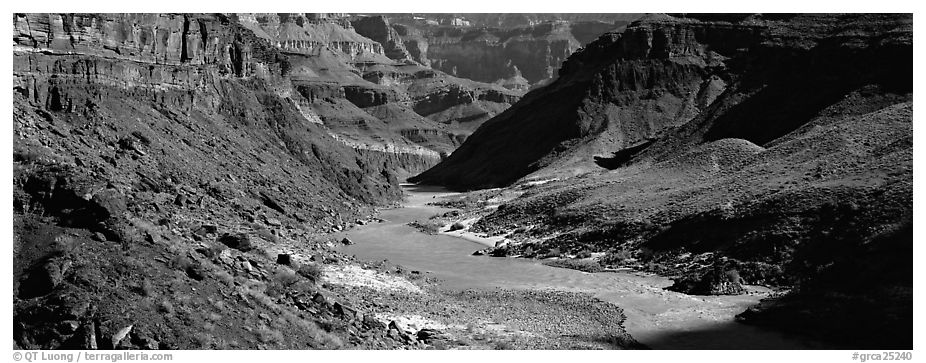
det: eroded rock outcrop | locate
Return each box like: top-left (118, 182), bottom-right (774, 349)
top-left (13, 13), bottom-right (413, 349)
top-left (412, 13), bottom-right (911, 189)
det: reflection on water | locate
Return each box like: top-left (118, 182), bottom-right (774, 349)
top-left (334, 184), bottom-right (830, 349)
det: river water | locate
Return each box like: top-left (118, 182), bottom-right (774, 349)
top-left (335, 184), bottom-right (828, 349)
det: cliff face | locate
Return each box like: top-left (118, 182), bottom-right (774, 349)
top-left (383, 18), bottom-right (634, 89)
top-left (236, 13), bottom-right (386, 59)
top-left (12, 13), bottom-right (416, 349)
top-left (350, 16), bottom-right (413, 62)
top-left (412, 14), bottom-right (911, 189)
top-left (224, 13), bottom-right (523, 168)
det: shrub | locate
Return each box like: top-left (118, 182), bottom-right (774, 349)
top-left (158, 300), bottom-right (174, 315)
top-left (542, 259), bottom-right (604, 273)
top-left (447, 222), bottom-right (465, 231)
top-left (297, 263), bottom-right (324, 282)
top-left (542, 247), bottom-right (562, 259)
top-left (493, 340), bottom-right (515, 350)
top-left (213, 270), bottom-right (234, 286)
top-left (408, 220), bottom-right (443, 235)
top-left (576, 249), bottom-right (593, 259)
top-left (600, 249), bottom-right (634, 266)
top-left (254, 228), bottom-right (278, 244)
top-left (522, 246), bottom-right (535, 257)
top-left (723, 269), bottom-right (743, 284)
top-left (265, 268), bottom-right (300, 297)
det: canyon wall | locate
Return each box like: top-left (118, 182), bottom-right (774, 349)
top-left (412, 13), bottom-right (912, 348)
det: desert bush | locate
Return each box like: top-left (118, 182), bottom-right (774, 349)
top-left (599, 249), bottom-right (634, 266)
top-left (493, 339), bottom-right (515, 350)
top-left (542, 247), bottom-right (562, 259)
top-left (139, 279), bottom-right (154, 297)
top-left (297, 262), bottom-right (324, 282)
top-left (213, 270), bottom-right (234, 286)
top-left (522, 246), bottom-right (536, 257)
top-left (254, 228), bottom-right (279, 244)
top-left (408, 220), bottom-right (443, 235)
top-left (158, 300), bottom-right (174, 315)
top-left (447, 222), bottom-right (465, 231)
top-left (169, 254), bottom-right (193, 272)
top-left (542, 259), bottom-right (604, 273)
top-left (723, 269), bottom-right (744, 284)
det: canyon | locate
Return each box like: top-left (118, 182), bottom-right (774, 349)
top-left (12, 12), bottom-right (913, 350)
top-left (412, 13), bottom-right (912, 349)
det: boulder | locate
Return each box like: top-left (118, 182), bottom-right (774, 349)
top-left (416, 328), bottom-right (453, 343)
top-left (332, 302), bottom-right (357, 319)
top-left (447, 222), bottom-right (465, 231)
top-left (218, 233), bottom-right (252, 252)
top-left (89, 190), bottom-right (126, 221)
top-left (111, 325), bottom-right (133, 348)
top-left (184, 261), bottom-right (206, 281)
top-left (19, 256), bottom-right (72, 298)
top-left (362, 313), bottom-right (385, 329)
top-left (192, 225), bottom-right (218, 236)
top-left (341, 237), bottom-right (354, 245)
top-left (312, 292), bottom-right (327, 305)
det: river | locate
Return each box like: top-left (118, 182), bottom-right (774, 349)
top-left (334, 184), bottom-right (829, 349)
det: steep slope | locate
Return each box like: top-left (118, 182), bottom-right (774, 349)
top-left (413, 13), bottom-right (912, 348)
top-left (412, 13), bottom-right (911, 189)
top-left (234, 13), bottom-right (522, 177)
top-left (12, 13), bottom-right (414, 349)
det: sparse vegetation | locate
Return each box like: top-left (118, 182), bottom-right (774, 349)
top-left (542, 259), bottom-right (604, 273)
top-left (296, 262), bottom-right (324, 282)
top-left (407, 220), bottom-right (444, 235)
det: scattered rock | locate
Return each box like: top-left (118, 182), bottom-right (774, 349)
top-left (312, 292), bottom-right (327, 305)
top-left (192, 225), bottom-right (218, 236)
top-left (332, 302), bottom-right (352, 318)
top-left (362, 313), bottom-right (385, 329)
top-left (259, 191), bottom-right (286, 214)
top-left (129, 329), bottom-right (159, 350)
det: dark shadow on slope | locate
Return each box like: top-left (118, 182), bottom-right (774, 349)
top-left (705, 41), bottom-right (912, 146)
